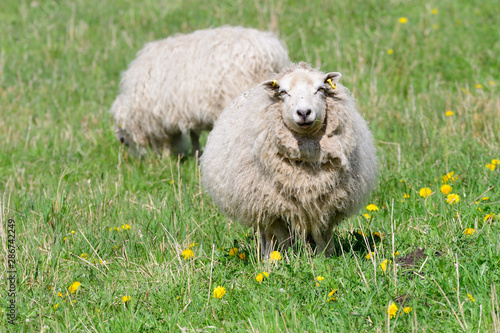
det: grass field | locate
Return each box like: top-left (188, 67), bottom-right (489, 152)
top-left (1, 0), bottom-right (499, 331)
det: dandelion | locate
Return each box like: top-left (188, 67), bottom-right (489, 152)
top-left (403, 306), bottom-right (413, 314)
top-left (53, 303), bottom-right (59, 309)
top-left (365, 252), bottom-right (374, 260)
top-left (440, 184), bottom-right (452, 195)
top-left (380, 259), bottom-right (388, 272)
top-left (316, 276), bottom-right (325, 282)
top-left (213, 286), bottom-right (226, 299)
top-left (256, 272), bottom-right (269, 282)
top-left (464, 228), bottom-right (475, 236)
top-left (484, 214), bottom-right (496, 222)
top-left (121, 224), bottom-right (131, 230)
top-left (366, 204), bottom-right (379, 211)
top-left (475, 84), bottom-right (483, 89)
top-left (432, 24), bottom-right (439, 29)
top-left (239, 252), bottom-right (247, 260)
top-left (431, 8), bottom-right (438, 14)
top-left (363, 213), bottom-right (371, 219)
top-left (94, 258), bottom-right (104, 264)
top-left (228, 247), bottom-right (239, 256)
top-left (482, 197), bottom-right (490, 200)
top-left (419, 187), bottom-right (432, 198)
top-left (188, 242), bottom-right (197, 248)
top-left (398, 17), bottom-right (408, 24)
top-left (489, 81), bottom-right (496, 86)
top-left (328, 289), bottom-right (338, 302)
top-left (181, 248), bottom-right (194, 260)
top-left (445, 110), bottom-right (454, 117)
top-left (357, 230), bottom-right (367, 237)
top-left (388, 302), bottom-right (398, 319)
top-left (270, 251), bottom-right (282, 261)
top-left (71, 230), bottom-right (75, 234)
top-left (121, 295), bottom-right (131, 303)
top-left (80, 253), bottom-right (88, 259)
top-left (63, 237), bottom-right (67, 242)
top-left (442, 171), bottom-right (458, 183)
top-left (486, 163), bottom-right (496, 171)
top-left (393, 251), bottom-right (400, 256)
top-left (446, 193), bottom-right (460, 204)
top-left (169, 180), bottom-right (174, 184)
top-left (57, 292), bottom-right (64, 298)
top-left (387, 48), bottom-right (394, 55)
top-left (68, 281), bottom-right (81, 294)
top-left (467, 293), bottom-right (475, 302)
top-left (403, 193), bottom-right (410, 198)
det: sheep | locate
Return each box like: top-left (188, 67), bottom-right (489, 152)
top-left (200, 62), bottom-right (377, 257)
top-left (110, 26), bottom-right (290, 156)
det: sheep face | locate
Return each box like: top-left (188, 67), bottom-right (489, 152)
top-left (266, 70), bottom-right (342, 135)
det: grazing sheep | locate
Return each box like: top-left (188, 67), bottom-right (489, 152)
top-left (110, 26), bottom-right (290, 156)
top-left (200, 62), bottom-right (377, 257)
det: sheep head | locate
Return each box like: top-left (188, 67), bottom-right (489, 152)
top-left (264, 69), bottom-right (342, 135)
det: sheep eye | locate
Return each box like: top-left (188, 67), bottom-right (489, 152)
top-left (278, 90), bottom-right (288, 97)
top-left (316, 87), bottom-right (325, 94)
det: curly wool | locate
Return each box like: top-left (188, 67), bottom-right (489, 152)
top-left (201, 63), bottom-right (377, 256)
top-left (110, 26), bottom-right (290, 155)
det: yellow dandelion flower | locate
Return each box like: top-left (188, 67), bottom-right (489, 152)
top-left (431, 8), bottom-right (438, 14)
top-left (475, 84), bottom-right (483, 89)
top-left (316, 276), bottom-right (325, 282)
top-left (188, 242), bottom-right (197, 248)
top-left (482, 197), bottom-right (490, 200)
top-left (365, 252), bottom-right (374, 260)
top-left (213, 286), bottom-right (226, 299)
top-left (464, 228), bottom-right (475, 236)
top-left (489, 81), bottom-right (496, 86)
top-left (169, 180), bottom-right (174, 184)
top-left (461, 88), bottom-right (470, 95)
top-left (256, 272), bottom-right (269, 282)
top-left (419, 187), bottom-right (432, 198)
top-left (71, 300), bottom-right (77, 304)
top-left (373, 231), bottom-right (382, 238)
top-left (71, 230), bottom-right (75, 234)
top-left (387, 48), bottom-right (394, 55)
top-left (399, 17), bottom-right (408, 24)
top-left (80, 253), bottom-right (88, 259)
top-left (328, 289), bottom-right (338, 302)
top-left (445, 110), bottom-right (454, 117)
top-left (393, 251), bottom-right (400, 256)
top-left (57, 292), bottom-right (64, 298)
top-left (270, 251), bottom-right (282, 261)
top-left (432, 24), bottom-right (439, 29)
top-left (442, 171), bottom-right (457, 183)
top-left (121, 224), bottom-right (131, 230)
top-left (68, 281), bottom-right (81, 294)
top-left (446, 193), bottom-right (460, 204)
top-left (239, 252), bottom-right (247, 260)
top-left (363, 213), bottom-right (371, 219)
top-left (63, 237), bottom-right (67, 242)
top-left (484, 214), bottom-right (496, 221)
top-left (380, 259), bottom-right (388, 272)
top-left (121, 295), bottom-right (131, 303)
top-left (486, 163), bottom-right (496, 171)
top-left (388, 302), bottom-right (398, 319)
top-left (440, 184), bottom-right (452, 195)
top-left (181, 249), bottom-right (194, 260)
top-left (366, 204), bottom-right (379, 211)
top-left (228, 247), bottom-right (239, 256)
top-left (403, 193), bottom-right (410, 198)
top-left (492, 159), bottom-right (499, 165)
top-left (467, 293), bottom-right (475, 302)
top-left (53, 303), bottom-right (59, 309)
top-left (357, 230), bottom-right (367, 237)
top-left (403, 306), bottom-right (412, 314)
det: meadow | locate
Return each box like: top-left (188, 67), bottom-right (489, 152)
top-left (1, 0), bottom-right (499, 331)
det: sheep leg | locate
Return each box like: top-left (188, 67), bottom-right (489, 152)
top-left (190, 131), bottom-right (201, 156)
top-left (311, 214), bottom-right (345, 257)
top-left (260, 219), bottom-right (292, 258)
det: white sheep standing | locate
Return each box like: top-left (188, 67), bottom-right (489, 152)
top-left (200, 62), bottom-right (377, 257)
top-left (110, 26), bottom-right (290, 156)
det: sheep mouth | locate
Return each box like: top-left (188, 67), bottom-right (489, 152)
top-left (298, 122), bottom-right (314, 128)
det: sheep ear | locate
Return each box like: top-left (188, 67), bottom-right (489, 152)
top-left (324, 72), bottom-right (342, 90)
top-left (263, 79), bottom-right (280, 91)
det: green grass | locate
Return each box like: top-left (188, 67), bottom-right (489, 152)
top-left (1, 0), bottom-right (499, 331)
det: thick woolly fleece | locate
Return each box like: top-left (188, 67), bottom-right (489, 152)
top-left (110, 26), bottom-right (290, 156)
top-left (200, 63), bottom-right (377, 256)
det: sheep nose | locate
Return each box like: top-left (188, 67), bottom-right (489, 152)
top-left (296, 109), bottom-right (312, 119)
